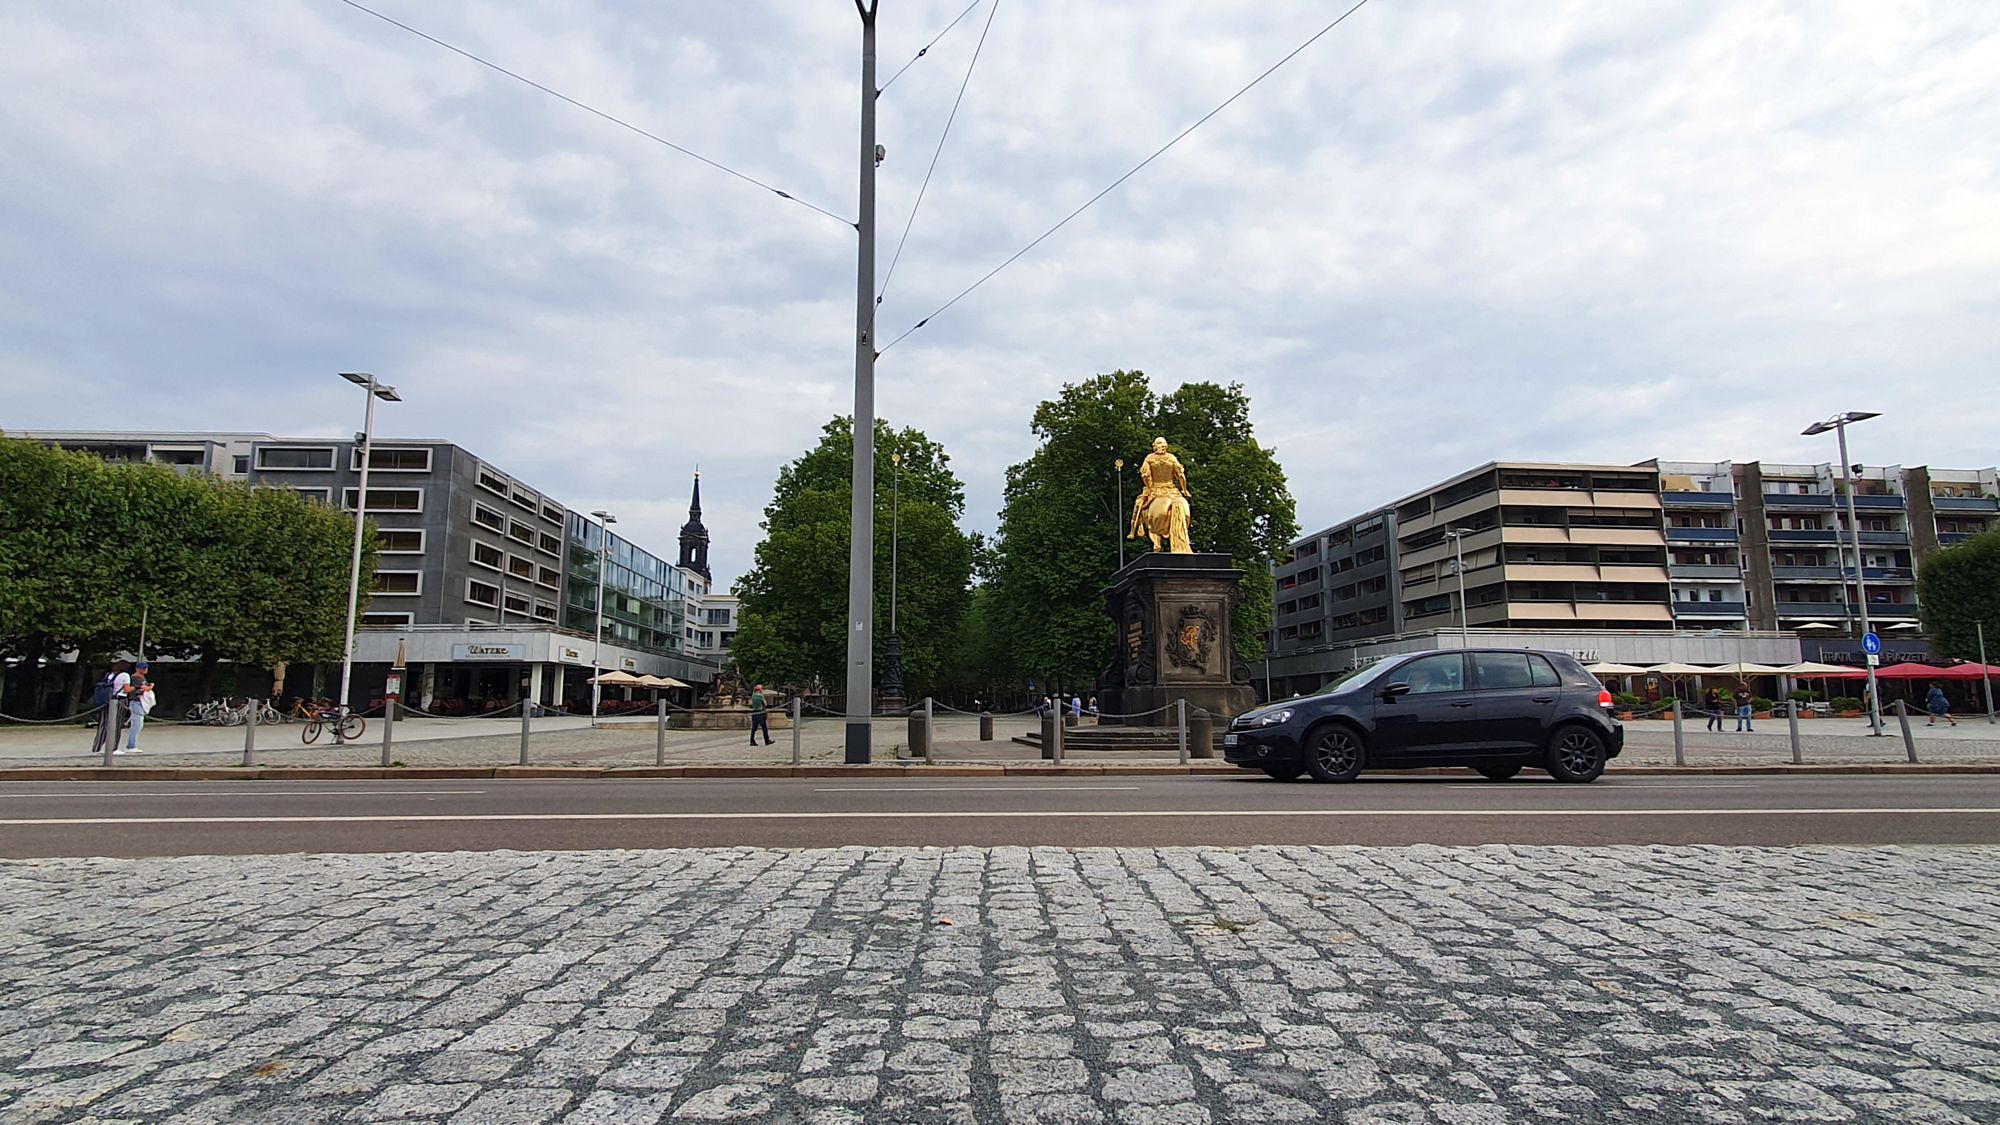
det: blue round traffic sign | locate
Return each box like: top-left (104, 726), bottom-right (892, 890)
top-left (1861, 632), bottom-right (1882, 655)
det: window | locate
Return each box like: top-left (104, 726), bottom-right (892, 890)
top-left (477, 469), bottom-right (509, 496)
top-left (256, 446), bottom-right (334, 470)
top-left (351, 447), bottom-right (431, 472)
top-left (508, 555), bottom-right (535, 580)
top-left (538, 532), bottom-right (563, 555)
top-left (503, 592), bottom-right (533, 615)
top-left (341, 487), bottom-right (423, 512)
top-left (466, 579), bottom-right (500, 607)
top-left (232, 455), bottom-right (250, 474)
top-left (377, 529), bottom-right (425, 554)
top-left (288, 486), bottom-right (331, 504)
top-left (472, 504), bottom-right (506, 531)
top-left (1395, 653), bottom-right (1466, 694)
top-left (360, 612), bottom-right (413, 626)
top-left (508, 520), bottom-right (536, 545)
top-left (372, 571), bottom-right (421, 595)
top-left (471, 542), bottom-right (504, 571)
top-left (1471, 652), bottom-right (1557, 690)
top-left (510, 489), bottom-right (538, 513)
top-left (541, 501), bottom-right (565, 526)
top-left (537, 566), bottom-right (561, 589)
top-left (533, 601), bottom-right (557, 622)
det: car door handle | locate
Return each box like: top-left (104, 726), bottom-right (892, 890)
top-left (1450, 701), bottom-right (1474, 708)
top-left (1530, 696), bottom-right (1555, 703)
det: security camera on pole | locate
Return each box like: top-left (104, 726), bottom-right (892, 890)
top-left (335, 371), bottom-right (400, 744)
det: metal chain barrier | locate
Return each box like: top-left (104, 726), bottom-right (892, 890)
top-left (0, 707), bottom-right (100, 725)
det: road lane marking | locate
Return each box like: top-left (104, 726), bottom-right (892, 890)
top-left (4, 807), bottom-right (1999, 826)
top-left (1447, 783), bottom-right (1760, 790)
top-left (0, 790), bottom-right (487, 799)
top-left (812, 786), bottom-right (1145, 793)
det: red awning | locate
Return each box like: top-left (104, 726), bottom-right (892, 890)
top-left (1823, 662), bottom-right (2000, 680)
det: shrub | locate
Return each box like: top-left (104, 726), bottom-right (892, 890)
top-left (1786, 689), bottom-right (1818, 702)
top-left (1830, 696), bottom-right (1863, 712)
top-left (1751, 697), bottom-right (1776, 711)
top-left (1612, 692), bottom-right (1643, 709)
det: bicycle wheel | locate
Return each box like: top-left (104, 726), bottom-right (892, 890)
top-left (302, 721), bottom-right (322, 745)
top-left (186, 706), bottom-right (204, 723)
top-left (337, 713), bottom-right (366, 741)
top-left (259, 704), bottom-right (280, 725)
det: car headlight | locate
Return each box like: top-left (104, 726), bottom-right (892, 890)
top-left (1251, 709), bottom-right (1294, 727)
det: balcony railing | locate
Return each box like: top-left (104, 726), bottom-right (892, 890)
top-left (1857, 531), bottom-right (1909, 546)
top-left (1767, 529), bottom-right (1838, 542)
top-left (1661, 491), bottom-right (1736, 507)
top-left (1773, 601), bottom-right (1919, 619)
top-left (1665, 527), bottom-right (1737, 542)
top-left (1847, 494), bottom-right (1906, 509)
top-left (1762, 493), bottom-right (1833, 508)
top-left (1673, 601), bottom-right (1747, 617)
top-left (1771, 565), bottom-right (1842, 580)
top-left (1668, 564), bottom-right (1742, 580)
top-left (1847, 566), bottom-right (1914, 582)
top-left (1933, 495), bottom-right (2000, 511)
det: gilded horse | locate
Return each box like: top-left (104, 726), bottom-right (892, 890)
top-left (1128, 437), bottom-right (1193, 553)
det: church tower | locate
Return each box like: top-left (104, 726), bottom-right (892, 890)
top-left (677, 471), bottom-right (711, 584)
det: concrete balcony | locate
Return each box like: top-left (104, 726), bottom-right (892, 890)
top-left (1661, 491), bottom-right (1736, 508)
top-left (1665, 526), bottom-right (1738, 543)
top-left (1669, 564), bottom-right (1742, 580)
top-left (1768, 529), bottom-right (1839, 543)
top-left (1848, 494), bottom-right (1907, 509)
top-left (1857, 531), bottom-right (1909, 546)
top-left (1674, 601), bottom-right (1748, 618)
top-left (1762, 493), bottom-right (1833, 509)
top-left (1934, 495), bottom-right (2000, 511)
top-left (1772, 565), bottom-right (1843, 580)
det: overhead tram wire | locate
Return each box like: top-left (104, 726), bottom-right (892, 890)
top-left (877, 0), bottom-right (1003, 307)
top-left (878, 0), bottom-right (984, 94)
top-left (332, 0), bottom-right (851, 227)
top-left (878, 0), bottom-right (1376, 353)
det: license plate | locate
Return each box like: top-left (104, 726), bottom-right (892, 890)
top-left (1222, 734), bottom-right (1239, 747)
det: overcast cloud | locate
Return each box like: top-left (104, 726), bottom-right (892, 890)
top-left (3, 0), bottom-right (1996, 584)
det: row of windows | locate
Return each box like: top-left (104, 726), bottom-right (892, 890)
top-left (472, 504), bottom-right (564, 555)
top-left (464, 578), bottom-right (557, 617)
top-left (257, 446), bottom-right (433, 472)
top-left (285, 486), bottom-right (426, 512)
top-left (469, 541), bottom-right (562, 588)
top-left (476, 466), bottom-right (566, 527)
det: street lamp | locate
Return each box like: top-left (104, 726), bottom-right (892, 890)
top-left (335, 372), bottom-right (399, 743)
top-left (589, 510), bottom-right (617, 727)
top-left (1115, 458), bottom-right (1126, 570)
top-left (1802, 410), bottom-right (1884, 735)
top-left (881, 451), bottom-right (906, 708)
top-left (1443, 527), bottom-right (1475, 646)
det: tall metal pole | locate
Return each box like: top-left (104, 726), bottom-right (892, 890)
top-left (1834, 423), bottom-right (1883, 736)
top-left (335, 382), bottom-right (378, 743)
top-left (592, 529), bottom-right (608, 727)
top-left (890, 452), bottom-right (900, 635)
top-left (1449, 531), bottom-right (1469, 646)
top-left (844, 0), bottom-right (880, 765)
top-left (1980, 620), bottom-right (1995, 725)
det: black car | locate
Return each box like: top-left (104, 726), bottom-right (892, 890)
top-left (1223, 648), bottom-right (1623, 783)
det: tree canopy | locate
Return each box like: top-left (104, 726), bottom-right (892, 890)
top-left (732, 418), bottom-right (974, 698)
top-left (0, 435), bottom-right (372, 709)
top-left (991, 371), bottom-right (1297, 690)
top-left (1917, 527), bottom-right (2000, 662)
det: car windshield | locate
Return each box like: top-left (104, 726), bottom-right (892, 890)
top-left (1313, 659), bottom-right (1399, 696)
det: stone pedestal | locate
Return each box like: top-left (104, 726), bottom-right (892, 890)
top-left (1097, 553), bottom-right (1256, 726)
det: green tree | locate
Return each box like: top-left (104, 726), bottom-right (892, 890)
top-left (992, 372), bottom-right (1297, 690)
top-left (732, 418), bottom-right (974, 699)
top-left (1917, 528), bottom-right (2000, 662)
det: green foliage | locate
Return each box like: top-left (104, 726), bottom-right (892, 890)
top-left (1787, 689), bottom-right (1819, 702)
top-left (732, 418), bottom-right (974, 697)
top-left (1751, 697), bottom-right (1776, 712)
top-left (1831, 696), bottom-right (1864, 712)
top-left (992, 372), bottom-right (1298, 688)
top-left (1611, 691), bottom-right (1643, 709)
top-left (1917, 527), bottom-right (2000, 661)
top-left (0, 435), bottom-right (371, 666)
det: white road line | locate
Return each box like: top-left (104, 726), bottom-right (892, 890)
top-left (812, 786), bottom-right (1144, 793)
top-left (2, 807), bottom-right (1997, 827)
top-left (1447, 783), bottom-right (1760, 790)
top-left (0, 789), bottom-right (487, 799)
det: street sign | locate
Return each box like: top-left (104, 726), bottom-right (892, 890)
top-left (1861, 632), bottom-right (1882, 656)
top-left (1866, 653), bottom-right (1880, 667)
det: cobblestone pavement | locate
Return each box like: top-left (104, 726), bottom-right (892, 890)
top-left (5, 845), bottom-right (2000, 1122)
top-left (6, 715), bottom-right (1999, 771)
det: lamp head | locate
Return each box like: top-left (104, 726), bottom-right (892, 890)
top-left (1802, 410), bottom-right (1880, 436)
top-left (591, 509), bottom-right (617, 526)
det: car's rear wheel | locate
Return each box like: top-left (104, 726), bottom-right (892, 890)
top-left (1474, 764), bottom-right (1521, 781)
top-left (1303, 724), bottom-right (1366, 783)
top-left (1546, 726), bottom-right (1607, 783)
top-left (1261, 765), bottom-right (1307, 782)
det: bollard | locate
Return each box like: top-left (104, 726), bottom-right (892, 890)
top-left (1894, 698), bottom-right (1918, 763)
top-left (907, 708), bottom-right (926, 760)
top-left (1052, 708), bottom-right (1064, 763)
top-left (1041, 711), bottom-right (1056, 760)
top-left (245, 696), bottom-right (260, 767)
top-left (1177, 698), bottom-right (1189, 766)
top-left (980, 710), bottom-right (993, 741)
top-left (1671, 703), bottom-right (1686, 767)
top-left (1787, 700), bottom-right (1802, 765)
top-left (791, 697), bottom-right (802, 767)
top-left (518, 692), bottom-right (532, 766)
top-left (924, 697), bottom-right (935, 761)
top-left (1190, 707), bottom-right (1214, 760)
top-left (656, 699), bottom-right (667, 767)
top-left (100, 696), bottom-right (120, 767)
top-left (378, 694), bottom-right (392, 767)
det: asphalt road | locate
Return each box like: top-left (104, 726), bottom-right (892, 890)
top-left (6, 772), bottom-right (2000, 856)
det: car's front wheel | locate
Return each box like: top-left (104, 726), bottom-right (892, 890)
top-left (1546, 726), bottom-right (1607, 783)
top-left (1303, 724), bottom-right (1366, 783)
top-left (1261, 765), bottom-right (1306, 782)
top-left (1475, 764), bottom-right (1521, 781)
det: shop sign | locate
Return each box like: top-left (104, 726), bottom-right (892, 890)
top-left (560, 646), bottom-right (584, 663)
top-left (620, 657), bottom-right (639, 671)
top-left (452, 643), bottom-right (526, 660)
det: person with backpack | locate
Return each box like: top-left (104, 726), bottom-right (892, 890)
top-left (119, 664), bottom-right (155, 754)
top-left (1926, 682), bottom-right (1958, 727)
top-left (89, 660), bottom-right (132, 756)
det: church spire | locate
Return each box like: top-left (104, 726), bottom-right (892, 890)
top-left (677, 470), bottom-right (711, 583)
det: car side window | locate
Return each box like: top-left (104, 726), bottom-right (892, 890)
top-left (1529, 655), bottom-right (1561, 687)
top-left (1397, 654), bottom-right (1466, 694)
top-left (1471, 652), bottom-right (1535, 690)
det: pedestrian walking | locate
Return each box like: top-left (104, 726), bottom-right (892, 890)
top-left (1070, 695), bottom-right (1082, 720)
top-left (1926, 682), bottom-right (1958, 727)
top-left (89, 660), bottom-right (132, 757)
top-left (1735, 690), bottom-right (1755, 732)
top-left (120, 664), bottom-right (154, 754)
top-left (748, 683), bottom-right (773, 745)
top-left (1704, 687), bottom-right (1724, 732)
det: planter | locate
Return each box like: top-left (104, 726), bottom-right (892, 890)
top-left (1798, 711), bottom-right (1819, 719)
top-left (1614, 711), bottom-right (1635, 721)
top-left (1754, 711), bottom-right (1773, 720)
top-left (1836, 710), bottom-right (1863, 718)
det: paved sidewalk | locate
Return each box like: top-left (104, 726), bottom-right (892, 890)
top-left (5, 845), bottom-right (2000, 1123)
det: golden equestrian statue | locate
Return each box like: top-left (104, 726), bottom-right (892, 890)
top-left (1128, 437), bottom-right (1193, 553)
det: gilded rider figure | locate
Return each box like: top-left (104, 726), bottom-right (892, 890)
top-left (1129, 437), bottom-right (1193, 553)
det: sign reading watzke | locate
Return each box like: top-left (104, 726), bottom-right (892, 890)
top-left (451, 643), bottom-right (526, 660)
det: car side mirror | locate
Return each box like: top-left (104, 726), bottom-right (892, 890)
top-left (1381, 682), bottom-right (1411, 700)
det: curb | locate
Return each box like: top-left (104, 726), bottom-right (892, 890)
top-left (0, 762), bottom-right (1997, 782)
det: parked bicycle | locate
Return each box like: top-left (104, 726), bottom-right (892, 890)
top-left (184, 698), bottom-right (243, 726)
top-left (300, 704), bottom-right (365, 745)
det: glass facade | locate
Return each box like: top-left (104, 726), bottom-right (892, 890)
top-left (565, 513), bottom-right (689, 655)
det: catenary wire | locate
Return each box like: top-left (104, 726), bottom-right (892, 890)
top-left (332, 0), bottom-right (852, 226)
top-left (878, 0), bottom-right (983, 94)
top-left (877, 0), bottom-right (1002, 307)
top-left (878, 0), bottom-right (1375, 353)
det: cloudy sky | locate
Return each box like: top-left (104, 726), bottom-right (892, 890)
top-left (4, 0), bottom-right (1996, 585)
